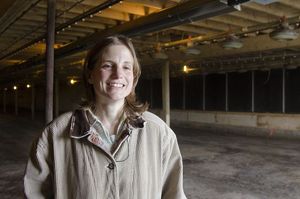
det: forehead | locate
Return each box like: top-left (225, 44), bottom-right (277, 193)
top-left (101, 44), bottom-right (134, 62)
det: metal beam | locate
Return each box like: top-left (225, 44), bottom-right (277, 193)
top-left (1, 0), bottom-right (242, 76)
top-left (0, 0), bottom-right (42, 36)
top-left (0, 0), bottom-right (121, 61)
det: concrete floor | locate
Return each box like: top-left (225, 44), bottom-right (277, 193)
top-left (1, 114), bottom-right (300, 199)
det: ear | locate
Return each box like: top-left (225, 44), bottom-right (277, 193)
top-left (87, 73), bottom-right (93, 84)
top-left (88, 77), bottom-right (93, 84)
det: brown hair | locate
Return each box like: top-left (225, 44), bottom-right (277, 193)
top-left (82, 35), bottom-right (148, 117)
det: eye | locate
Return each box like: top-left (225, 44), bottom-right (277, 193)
top-left (123, 64), bottom-right (132, 70)
top-left (101, 63), bottom-right (112, 69)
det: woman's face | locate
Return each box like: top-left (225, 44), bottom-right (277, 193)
top-left (88, 44), bottom-right (134, 104)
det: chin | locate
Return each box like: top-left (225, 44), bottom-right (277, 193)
top-left (107, 95), bottom-right (127, 102)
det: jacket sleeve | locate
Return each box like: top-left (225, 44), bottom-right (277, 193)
top-left (161, 126), bottom-right (187, 199)
top-left (24, 128), bottom-right (54, 199)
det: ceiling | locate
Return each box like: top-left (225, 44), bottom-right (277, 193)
top-left (0, 0), bottom-right (300, 84)
top-left (0, 0), bottom-right (17, 18)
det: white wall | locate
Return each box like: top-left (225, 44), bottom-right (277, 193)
top-left (151, 109), bottom-right (300, 138)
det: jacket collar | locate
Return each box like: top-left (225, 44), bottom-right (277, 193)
top-left (69, 108), bottom-right (146, 139)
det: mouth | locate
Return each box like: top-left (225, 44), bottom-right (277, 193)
top-left (107, 82), bottom-right (125, 88)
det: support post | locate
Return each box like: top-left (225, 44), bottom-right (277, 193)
top-left (182, 75), bottom-right (186, 110)
top-left (251, 71), bottom-right (255, 112)
top-left (15, 88), bottom-right (18, 116)
top-left (225, 72), bottom-right (228, 112)
top-left (31, 84), bottom-right (35, 119)
top-left (3, 89), bottom-right (6, 113)
top-left (55, 78), bottom-right (59, 117)
top-left (282, 67), bottom-right (286, 113)
top-left (45, 0), bottom-right (56, 124)
top-left (202, 74), bottom-right (206, 111)
top-left (150, 78), bottom-right (153, 106)
top-left (162, 61), bottom-right (170, 126)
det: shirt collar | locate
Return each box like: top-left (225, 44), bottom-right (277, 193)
top-left (69, 108), bottom-right (146, 139)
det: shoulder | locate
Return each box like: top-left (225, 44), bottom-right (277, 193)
top-left (142, 111), bottom-right (165, 127)
top-left (46, 111), bottom-right (73, 133)
top-left (37, 111), bottom-right (74, 142)
top-left (141, 111), bottom-right (176, 140)
top-left (33, 112), bottom-right (72, 151)
top-left (142, 111), bottom-right (172, 132)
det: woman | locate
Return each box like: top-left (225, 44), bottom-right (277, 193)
top-left (24, 35), bottom-right (187, 199)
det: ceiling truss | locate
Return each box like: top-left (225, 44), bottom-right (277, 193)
top-left (0, 0), bottom-right (300, 84)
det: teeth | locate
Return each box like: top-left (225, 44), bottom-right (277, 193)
top-left (109, 83), bottom-right (124, 88)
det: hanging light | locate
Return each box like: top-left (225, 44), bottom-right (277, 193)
top-left (221, 34), bottom-right (243, 49)
top-left (269, 18), bottom-right (299, 41)
top-left (152, 43), bottom-right (168, 59)
top-left (177, 36), bottom-right (201, 55)
top-left (185, 48), bottom-right (201, 55)
top-left (185, 36), bottom-right (201, 55)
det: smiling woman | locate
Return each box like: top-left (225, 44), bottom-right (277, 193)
top-left (24, 35), bottom-right (187, 199)
top-left (88, 45), bottom-right (134, 106)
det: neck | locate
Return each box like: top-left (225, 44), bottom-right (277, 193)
top-left (93, 99), bottom-right (125, 134)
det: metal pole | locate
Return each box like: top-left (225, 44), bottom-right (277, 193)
top-left (202, 74), bottom-right (206, 111)
top-left (282, 68), bottom-right (286, 113)
top-left (182, 75), bottom-right (186, 110)
top-left (3, 89), bottom-right (6, 113)
top-left (55, 78), bottom-right (59, 117)
top-left (162, 61), bottom-right (170, 126)
top-left (45, 0), bottom-right (56, 124)
top-left (225, 72), bottom-right (228, 112)
top-left (15, 88), bottom-right (18, 116)
top-left (251, 71), bottom-right (255, 112)
top-left (31, 84), bottom-right (35, 120)
top-left (150, 78), bottom-right (153, 106)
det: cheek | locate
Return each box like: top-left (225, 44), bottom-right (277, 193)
top-left (90, 71), bottom-right (106, 84)
top-left (128, 73), bottom-right (134, 87)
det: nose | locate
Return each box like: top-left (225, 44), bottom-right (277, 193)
top-left (111, 65), bottom-right (123, 78)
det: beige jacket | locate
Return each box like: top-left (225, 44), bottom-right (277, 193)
top-left (24, 110), bottom-right (187, 199)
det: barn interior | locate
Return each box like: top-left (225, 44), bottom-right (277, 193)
top-left (1, 0), bottom-right (300, 198)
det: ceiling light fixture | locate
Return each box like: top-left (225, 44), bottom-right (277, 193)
top-left (185, 36), bottom-right (201, 55)
top-left (269, 18), bottom-right (299, 41)
top-left (221, 35), bottom-right (243, 49)
top-left (185, 48), bottom-right (201, 55)
top-left (153, 44), bottom-right (168, 60)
